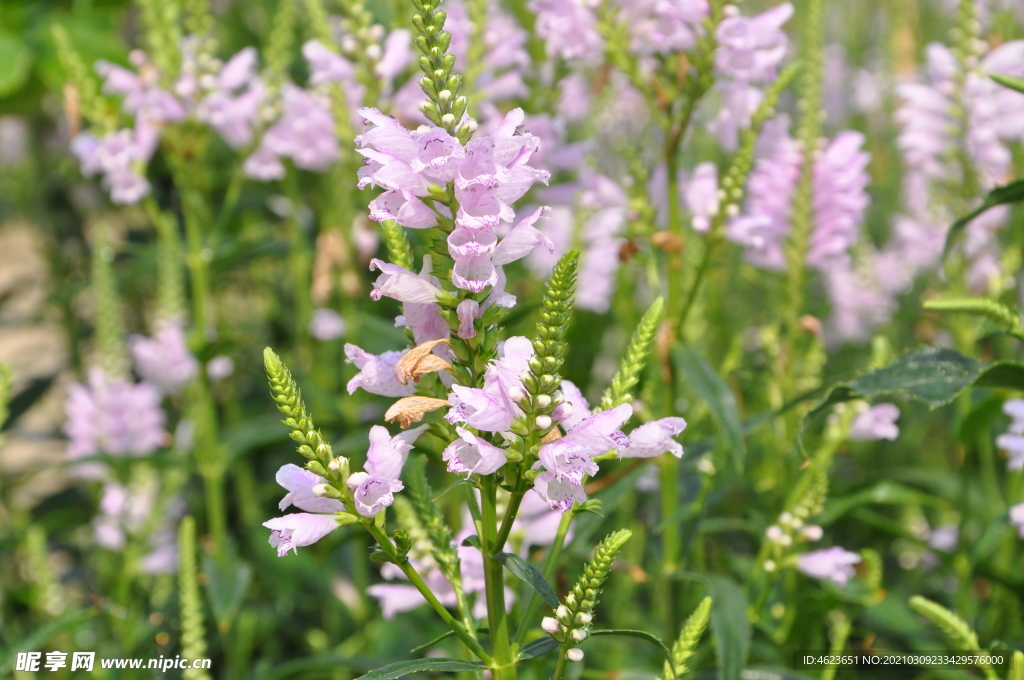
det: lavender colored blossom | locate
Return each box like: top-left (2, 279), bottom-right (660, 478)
top-left (796, 546), bottom-right (861, 586)
top-left (206, 355), bottom-right (235, 381)
top-left (528, 0), bottom-right (604, 62)
top-left (65, 369), bottom-right (166, 465)
top-left (345, 345), bottom-right (416, 398)
top-left (309, 308), bottom-right (347, 341)
top-left (618, 417), bottom-right (687, 458)
top-left (129, 323), bottom-right (199, 395)
top-left (927, 525), bottom-right (958, 553)
top-left (347, 425), bottom-right (428, 517)
top-left (195, 48), bottom-right (266, 149)
top-left (849, 403), bottom-right (900, 441)
top-left (447, 336), bottom-right (533, 433)
top-left (369, 259), bottom-right (445, 304)
top-left (94, 479), bottom-right (183, 573)
top-left (443, 427), bottom-right (509, 476)
top-left (1011, 503), bottom-right (1024, 540)
top-left (729, 121), bottom-right (870, 272)
top-left (684, 162), bottom-right (720, 233)
top-left (245, 85), bottom-right (339, 180)
top-left (96, 51), bottom-right (187, 123)
top-left (71, 126), bottom-right (155, 205)
top-left (617, 0), bottom-right (709, 55)
top-left (709, 3), bottom-right (793, 149)
top-left (996, 399), bottom-right (1024, 470)
top-left (824, 264), bottom-right (896, 345)
top-left (444, 1), bottom-right (530, 103)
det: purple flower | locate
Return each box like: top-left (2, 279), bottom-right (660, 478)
top-left (807, 131), bottom-right (870, 270)
top-left (129, 323), bottom-right (199, 395)
top-left (304, 40), bottom-right (356, 86)
top-left (195, 48), bottom-right (265, 149)
top-left (443, 1), bottom-right (530, 105)
top-left (369, 259), bottom-right (445, 304)
top-left (70, 125), bottom-right (155, 205)
top-left (796, 547), bottom-right (861, 585)
top-left (715, 4), bottom-right (792, 82)
top-left (824, 264), bottom-right (896, 345)
top-left (528, 0), bottom-right (603, 62)
top-left (264, 464), bottom-right (348, 556)
top-left (206, 355), bottom-right (235, 381)
top-left (848, 403), bottom-right (900, 442)
top-left (618, 0), bottom-right (709, 55)
top-left (245, 84), bottom-right (339, 180)
top-left (727, 119), bottom-right (801, 269)
top-left (1010, 503), bottom-right (1024, 540)
top-left (618, 417), bottom-right (687, 458)
top-left (345, 345), bottom-right (416, 398)
top-left (996, 399), bottom-right (1024, 470)
top-left (309, 308), bottom-right (347, 341)
top-left (64, 369), bottom-right (166, 466)
top-left (96, 51), bottom-right (187, 122)
top-left (533, 404), bottom-right (633, 512)
top-left (347, 425), bottom-right (428, 517)
top-left (447, 336), bottom-right (534, 433)
top-left (443, 427), bottom-right (509, 476)
top-left (928, 525), bottom-right (958, 553)
top-left (684, 162), bottom-right (720, 233)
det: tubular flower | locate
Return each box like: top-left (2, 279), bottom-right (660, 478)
top-left (796, 547), bottom-right (861, 586)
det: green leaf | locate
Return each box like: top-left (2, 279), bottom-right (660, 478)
top-left (518, 636), bottom-right (560, 660)
top-left (818, 481), bottom-right (948, 526)
top-left (203, 555), bottom-right (253, 632)
top-left (461, 534), bottom-right (481, 549)
top-left (589, 629), bottom-right (675, 672)
top-left (354, 658), bottom-right (484, 680)
top-left (808, 348), bottom-right (1024, 426)
top-left (493, 552), bottom-right (559, 607)
top-left (433, 477), bottom-right (475, 502)
top-left (410, 629), bottom-right (489, 654)
top-left (678, 574), bottom-right (750, 680)
top-left (992, 72), bottom-right (1024, 93)
top-left (0, 31), bottom-right (33, 97)
top-left (673, 346), bottom-right (745, 472)
top-left (945, 179), bottom-right (1024, 258)
top-left (0, 608), bottom-right (93, 677)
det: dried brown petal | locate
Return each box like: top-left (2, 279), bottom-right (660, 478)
top-left (395, 339), bottom-right (452, 384)
top-left (385, 396), bottom-right (448, 429)
top-left (540, 426), bottom-right (563, 443)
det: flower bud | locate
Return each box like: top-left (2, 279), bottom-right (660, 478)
top-left (536, 415), bottom-right (552, 429)
top-left (764, 559), bottom-right (777, 573)
top-left (556, 605), bottom-right (570, 621)
top-left (565, 593), bottom-right (577, 607)
top-left (570, 628), bottom-right (587, 642)
top-left (438, 89), bottom-right (452, 102)
top-left (441, 113), bottom-right (456, 126)
top-left (765, 525), bottom-right (784, 543)
top-left (313, 483), bottom-right (330, 497)
top-left (536, 394), bottom-right (552, 407)
top-left (803, 525), bottom-right (824, 542)
top-left (541, 617), bottom-right (560, 634)
top-left (576, 611), bottom-right (592, 624)
top-left (508, 386), bottom-right (527, 401)
top-left (566, 648), bottom-right (584, 663)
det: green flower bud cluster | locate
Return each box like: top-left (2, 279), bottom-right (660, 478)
top-left (660, 596), bottom-right (712, 680)
top-left (91, 227), bottom-right (128, 378)
top-left (381, 219), bottom-right (416, 273)
top-left (52, 25), bottom-right (110, 131)
top-left (509, 251), bottom-right (579, 441)
top-left (404, 456), bottom-right (461, 579)
top-left (908, 595), bottom-right (996, 679)
top-left (263, 0), bottom-right (298, 96)
top-left (714, 63), bottom-right (800, 229)
top-left (600, 297), bottom-right (664, 410)
top-left (135, 0), bottom-right (183, 82)
top-left (547, 529), bottom-right (631, 649)
top-left (784, 0), bottom-right (823, 315)
top-left (924, 296), bottom-right (1024, 338)
top-left (410, 0), bottom-right (472, 141)
top-left (178, 517), bottom-right (212, 680)
top-left (183, 0), bottom-right (214, 40)
top-left (263, 348), bottom-right (360, 521)
top-left (154, 212), bottom-right (187, 325)
top-left (336, 0), bottom-right (387, 107)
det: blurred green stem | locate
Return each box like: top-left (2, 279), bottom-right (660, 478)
top-left (480, 475), bottom-right (515, 680)
top-left (513, 505), bottom-right (575, 648)
top-left (365, 523), bottom-right (492, 664)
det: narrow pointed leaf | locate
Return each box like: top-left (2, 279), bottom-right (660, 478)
top-left (589, 629), bottom-right (675, 673)
top-left (673, 346), bottom-right (745, 471)
top-left (944, 179), bottom-right (1024, 258)
top-left (354, 658), bottom-right (483, 680)
top-left (518, 636), bottom-right (560, 660)
top-left (493, 552), bottom-right (559, 607)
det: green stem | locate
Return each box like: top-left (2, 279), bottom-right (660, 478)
top-left (551, 646), bottom-right (571, 680)
top-left (203, 469), bottom-right (228, 558)
top-left (182, 189), bottom-right (211, 341)
top-left (284, 168), bottom-right (314, 341)
top-left (365, 523), bottom-right (493, 664)
top-left (480, 476), bottom-right (515, 680)
top-left (513, 507), bottom-right (574, 647)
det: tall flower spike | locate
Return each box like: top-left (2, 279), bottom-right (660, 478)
top-left (264, 348), bottom-right (333, 467)
top-left (91, 226), bottom-right (128, 378)
top-left (599, 296), bottom-right (664, 410)
top-left (411, 0), bottom-right (472, 140)
top-left (514, 250), bottom-right (580, 439)
top-left (660, 596), bottom-right (712, 680)
top-left (178, 517), bottom-right (212, 680)
top-left (549, 530), bottom-right (632, 653)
